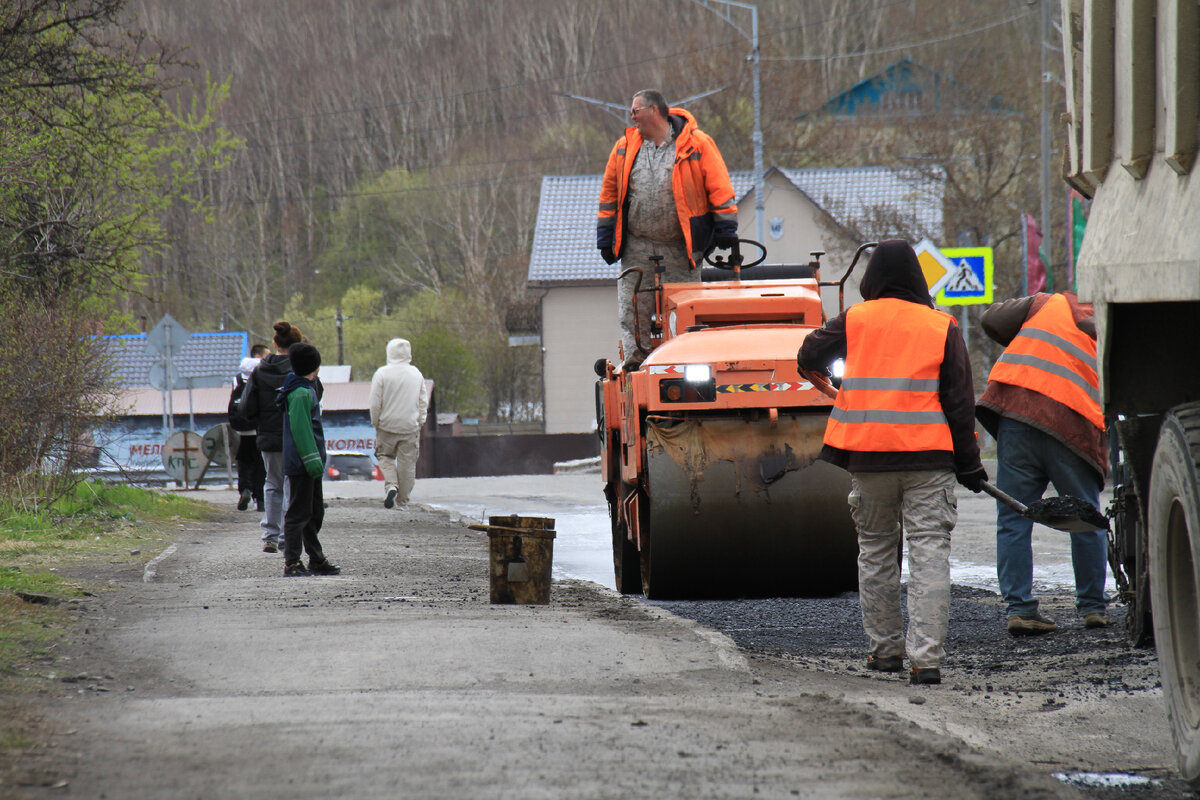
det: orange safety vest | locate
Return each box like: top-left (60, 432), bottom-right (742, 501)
top-left (987, 293), bottom-right (1102, 429)
top-left (824, 298), bottom-right (955, 453)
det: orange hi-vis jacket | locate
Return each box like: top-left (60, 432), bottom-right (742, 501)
top-left (596, 107), bottom-right (737, 267)
top-left (986, 293), bottom-right (1102, 430)
top-left (824, 298), bottom-right (955, 453)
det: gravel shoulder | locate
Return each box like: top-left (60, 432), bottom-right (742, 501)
top-left (0, 492), bottom-right (1190, 799)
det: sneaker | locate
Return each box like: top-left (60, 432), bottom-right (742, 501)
top-left (1084, 612), bottom-right (1110, 629)
top-left (910, 667), bottom-right (941, 685)
top-left (1007, 613), bottom-right (1058, 636)
top-left (866, 655), bottom-right (903, 673)
top-left (308, 558), bottom-right (341, 575)
top-left (262, 541), bottom-right (278, 554)
top-left (384, 487), bottom-right (398, 509)
top-left (237, 489), bottom-right (252, 511)
top-left (283, 562), bottom-right (309, 577)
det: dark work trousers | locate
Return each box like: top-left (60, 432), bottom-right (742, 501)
top-left (236, 433), bottom-right (266, 503)
top-left (282, 474), bottom-right (327, 567)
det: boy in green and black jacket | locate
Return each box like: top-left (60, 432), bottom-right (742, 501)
top-left (275, 342), bottom-right (340, 577)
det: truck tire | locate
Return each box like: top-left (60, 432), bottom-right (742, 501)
top-left (1148, 402), bottom-right (1200, 789)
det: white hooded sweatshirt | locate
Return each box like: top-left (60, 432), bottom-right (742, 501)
top-left (369, 338), bottom-right (429, 435)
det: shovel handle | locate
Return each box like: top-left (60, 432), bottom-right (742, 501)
top-left (978, 480), bottom-right (1029, 515)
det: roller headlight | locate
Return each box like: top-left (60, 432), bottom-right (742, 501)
top-left (659, 364), bottom-right (716, 403)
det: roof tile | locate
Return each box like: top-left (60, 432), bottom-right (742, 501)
top-left (102, 332), bottom-right (248, 388)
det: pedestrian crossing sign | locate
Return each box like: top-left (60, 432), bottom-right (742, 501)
top-left (935, 247), bottom-right (993, 306)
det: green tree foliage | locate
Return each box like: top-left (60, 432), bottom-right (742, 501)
top-left (0, 0), bottom-right (238, 505)
top-left (312, 161), bottom-right (543, 419)
top-left (0, 1), bottom-right (239, 311)
top-left (315, 170), bottom-right (441, 305)
top-left (286, 286), bottom-right (489, 418)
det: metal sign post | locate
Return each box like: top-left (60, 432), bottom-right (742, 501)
top-left (146, 315), bottom-right (191, 438)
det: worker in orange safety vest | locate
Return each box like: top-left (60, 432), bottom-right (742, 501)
top-left (976, 291), bottom-right (1109, 636)
top-left (596, 89), bottom-right (738, 370)
top-left (797, 239), bottom-right (986, 686)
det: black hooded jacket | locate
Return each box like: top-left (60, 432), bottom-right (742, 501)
top-left (797, 239), bottom-right (983, 476)
top-left (238, 354), bottom-right (291, 452)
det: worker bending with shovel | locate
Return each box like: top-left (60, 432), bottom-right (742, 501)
top-left (976, 291), bottom-right (1109, 635)
top-left (798, 239), bottom-right (986, 685)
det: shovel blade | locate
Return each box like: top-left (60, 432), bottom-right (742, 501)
top-left (1024, 496), bottom-right (1109, 533)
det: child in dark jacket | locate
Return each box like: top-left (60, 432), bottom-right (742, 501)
top-left (276, 342), bottom-right (340, 577)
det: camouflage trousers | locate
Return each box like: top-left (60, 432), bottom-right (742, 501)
top-left (848, 469), bottom-right (958, 670)
top-left (616, 234), bottom-right (692, 367)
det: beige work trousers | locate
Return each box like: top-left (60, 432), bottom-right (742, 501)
top-left (616, 234), bottom-right (693, 366)
top-left (848, 469), bottom-right (957, 670)
top-left (374, 429), bottom-right (420, 505)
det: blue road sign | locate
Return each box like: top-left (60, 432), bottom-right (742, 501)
top-left (936, 247), bottom-right (993, 306)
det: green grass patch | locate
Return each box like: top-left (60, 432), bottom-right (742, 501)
top-left (0, 480), bottom-right (217, 677)
top-left (0, 481), bottom-right (221, 768)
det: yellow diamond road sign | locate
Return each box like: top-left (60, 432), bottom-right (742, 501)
top-left (913, 239), bottom-right (956, 297)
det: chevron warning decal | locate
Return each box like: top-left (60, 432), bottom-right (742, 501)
top-left (716, 381), bottom-right (814, 393)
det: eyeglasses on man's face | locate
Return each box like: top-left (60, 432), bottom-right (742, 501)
top-left (629, 105), bottom-right (651, 119)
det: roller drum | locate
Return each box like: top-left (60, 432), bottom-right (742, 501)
top-left (640, 414), bottom-right (858, 599)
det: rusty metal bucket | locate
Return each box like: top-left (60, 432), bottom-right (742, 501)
top-left (469, 515), bottom-right (556, 604)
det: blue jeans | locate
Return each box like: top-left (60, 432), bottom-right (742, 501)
top-left (995, 417), bottom-right (1107, 617)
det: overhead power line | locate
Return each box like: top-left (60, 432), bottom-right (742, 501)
top-left (763, 9), bottom-right (1037, 62)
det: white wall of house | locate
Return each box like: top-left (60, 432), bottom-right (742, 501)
top-left (738, 173), bottom-right (830, 264)
top-left (541, 285), bottom-right (621, 434)
top-left (737, 173), bottom-right (865, 315)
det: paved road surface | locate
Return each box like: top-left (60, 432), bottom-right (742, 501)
top-left (3, 474), bottom-right (1181, 800)
top-left (323, 464), bottom-right (1116, 598)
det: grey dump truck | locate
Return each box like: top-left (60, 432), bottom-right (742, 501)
top-left (1061, 0), bottom-right (1200, 787)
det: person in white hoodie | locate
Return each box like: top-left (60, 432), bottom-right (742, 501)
top-left (370, 338), bottom-right (429, 509)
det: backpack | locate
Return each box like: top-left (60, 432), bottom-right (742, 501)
top-left (228, 376), bottom-right (255, 432)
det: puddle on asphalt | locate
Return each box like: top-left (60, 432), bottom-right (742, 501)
top-left (1053, 772), bottom-right (1162, 789)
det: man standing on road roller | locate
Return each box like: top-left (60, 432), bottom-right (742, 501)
top-left (370, 337), bottom-right (429, 510)
top-left (976, 291), bottom-right (1108, 635)
top-left (596, 89), bottom-right (739, 370)
top-left (797, 239), bottom-right (987, 685)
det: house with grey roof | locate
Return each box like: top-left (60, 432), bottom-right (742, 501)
top-left (527, 165), bottom-right (944, 434)
top-left (102, 331), bottom-right (249, 389)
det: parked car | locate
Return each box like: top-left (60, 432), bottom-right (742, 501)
top-left (325, 451), bottom-right (382, 481)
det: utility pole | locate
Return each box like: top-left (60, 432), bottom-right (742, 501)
top-left (1039, 0), bottom-right (1054, 281)
top-left (336, 306), bottom-right (345, 365)
top-left (691, 0), bottom-right (764, 244)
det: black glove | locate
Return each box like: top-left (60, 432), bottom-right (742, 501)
top-left (957, 466), bottom-right (988, 493)
top-left (599, 246), bottom-right (617, 265)
top-left (714, 233), bottom-right (738, 249)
